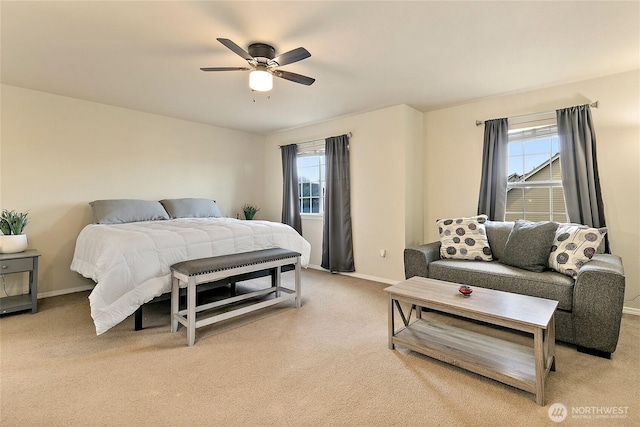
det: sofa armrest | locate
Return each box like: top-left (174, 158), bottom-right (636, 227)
top-left (572, 254), bottom-right (626, 354)
top-left (404, 242), bottom-right (441, 279)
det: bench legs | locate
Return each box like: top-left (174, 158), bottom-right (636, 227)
top-left (295, 261), bottom-right (301, 308)
top-left (170, 274), bottom-right (198, 345)
top-left (187, 278), bottom-right (197, 347)
top-left (171, 259), bottom-right (301, 347)
top-left (170, 276), bottom-right (179, 333)
top-left (275, 267), bottom-right (281, 297)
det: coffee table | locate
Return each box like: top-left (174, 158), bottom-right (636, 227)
top-left (384, 276), bottom-right (558, 405)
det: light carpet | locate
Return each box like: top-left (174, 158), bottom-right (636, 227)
top-left (0, 269), bottom-right (638, 426)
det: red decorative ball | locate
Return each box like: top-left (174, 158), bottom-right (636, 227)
top-left (458, 286), bottom-right (473, 296)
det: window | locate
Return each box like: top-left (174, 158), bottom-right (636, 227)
top-left (297, 154), bottom-right (325, 214)
top-left (505, 123), bottom-right (568, 222)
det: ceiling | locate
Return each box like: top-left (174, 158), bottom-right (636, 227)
top-left (1, 1), bottom-right (638, 135)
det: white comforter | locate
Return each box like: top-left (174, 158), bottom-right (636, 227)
top-left (70, 218), bottom-right (311, 335)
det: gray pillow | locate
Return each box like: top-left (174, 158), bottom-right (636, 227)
top-left (160, 198), bottom-right (222, 219)
top-left (499, 219), bottom-right (558, 272)
top-left (485, 220), bottom-right (515, 261)
top-left (90, 199), bottom-right (170, 224)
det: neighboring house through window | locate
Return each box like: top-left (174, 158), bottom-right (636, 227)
top-left (506, 118), bottom-right (568, 222)
top-left (297, 153), bottom-right (325, 215)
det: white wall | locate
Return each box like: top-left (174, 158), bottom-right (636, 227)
top-left (0, 84), bottom-right (265, 296)
top-left (264, 104), bottom-right (424, 283)
top-left (424, 70), bottom-right (640, 310)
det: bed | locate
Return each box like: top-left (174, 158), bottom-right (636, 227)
top-left (70, 198), bottom-right (311, 335)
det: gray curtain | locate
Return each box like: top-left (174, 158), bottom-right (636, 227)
top-left (322, 134), bottom-right (355, 272)
top-left (556, 104), bottom-right (609, 252)
top-left (477, 118), bottom-right (509, 220)
top-left (281, 144), bottom-right (302, 235)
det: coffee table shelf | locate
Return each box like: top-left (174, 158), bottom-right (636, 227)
top-left (385, 277), bottom-right (557, 405)
top-left (394, 318), bottom-right (538, 392)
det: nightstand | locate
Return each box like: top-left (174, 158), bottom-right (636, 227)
top-left (0, 250), bottom-right (40, 315)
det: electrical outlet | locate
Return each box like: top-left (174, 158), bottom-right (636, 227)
top-left (379, 249), bottom-right (387, 260)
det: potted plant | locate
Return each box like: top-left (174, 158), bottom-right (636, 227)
top-left (0, 209), bottom-right (29, 253)
top-left (242, 204), bottom-right (260, 220)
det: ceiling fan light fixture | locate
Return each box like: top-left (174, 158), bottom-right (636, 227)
top-left (249, 69), bottom-right (273, 92)
top-left (202, 39), bottom-right (314, 89)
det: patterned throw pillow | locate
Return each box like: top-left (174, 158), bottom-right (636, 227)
top-left (548, 224), bottom-right (607, 277)
top-left (437, 215), bottom-right (493, 261)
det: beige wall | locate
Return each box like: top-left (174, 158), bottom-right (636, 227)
top-left (263, 104), bottom-right (424, 283)
top-left (0, 84), bottom-right (265, 296)
top-left (424, 70), bottom-right (640, 310)
top-left (3, 70), bottom-right (638, 311)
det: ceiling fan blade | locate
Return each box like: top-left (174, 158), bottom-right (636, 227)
top-left (200, 67), bottom-right (251, 72)
top-left (272, 47), bottom-right (311, 67)
top-left (272, 70), bottom-right (315, 86)
top-left (216, 38), bottom-right (253, 61)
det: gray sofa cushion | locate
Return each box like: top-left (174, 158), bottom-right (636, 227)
top-left (429, 259), bottom-right (574, 311)
top-left (499, 219), bottom-right (558, 272)
top-left (484, 220), bottom-right (515, 261)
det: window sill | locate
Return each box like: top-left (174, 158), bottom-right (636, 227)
top-left (301, 214), bottom-right (323, 221)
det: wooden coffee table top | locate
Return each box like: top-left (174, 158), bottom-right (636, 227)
top-left (385, 276), bottom-right (558, 330)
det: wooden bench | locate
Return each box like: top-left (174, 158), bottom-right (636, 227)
top-left (170, 248), bottom-right (302, 346)
top-left (133, 266), bottom-right (294, 331)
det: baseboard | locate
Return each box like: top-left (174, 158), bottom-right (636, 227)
top-left (36, 272), bottom-right (640, 316)
top-left (307, 264), bottom-right (399, 285)
top-left (35, 266), bottom-right (397, 300)
top-left (37, 284), bottom-right (94, 299)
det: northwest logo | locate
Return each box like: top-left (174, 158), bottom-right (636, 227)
top-left (548, 403), bottom-right (568, 423)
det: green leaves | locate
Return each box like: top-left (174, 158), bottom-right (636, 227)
top-left (241, 204), bottom-right (260, 220)
top-left (0, 209), bottom-right (29, 235)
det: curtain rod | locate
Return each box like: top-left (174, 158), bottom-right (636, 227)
top-left (278, 132), bottom-right (352, 149)
top-left (475, 101), bottom-right (598, 126)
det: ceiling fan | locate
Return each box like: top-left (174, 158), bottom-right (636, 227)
top-left (200, 38), bottom-right (315, 92)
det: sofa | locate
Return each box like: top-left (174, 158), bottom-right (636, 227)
top-left (404, 218), bottom-right (626, 358)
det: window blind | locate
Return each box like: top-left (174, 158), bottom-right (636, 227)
top-left (297, 140), bottom-right (325, 155)
top-left (508, 124), bottom-right (557, 142)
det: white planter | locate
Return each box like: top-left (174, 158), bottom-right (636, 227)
top-left (0, 234), bottom-right (28, 254)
